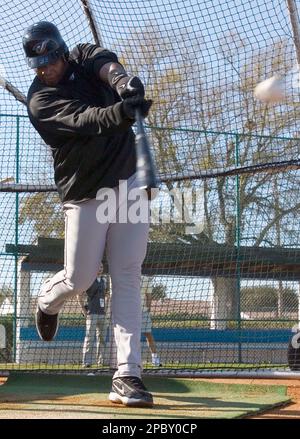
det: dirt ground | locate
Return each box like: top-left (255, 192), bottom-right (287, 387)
top-left (1, 376), bottom-right (299, 419)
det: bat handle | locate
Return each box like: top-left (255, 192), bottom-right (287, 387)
top-left (135, 108), bottom-right (144, 129)
top-left (134, 108), bottom-right (158, 198)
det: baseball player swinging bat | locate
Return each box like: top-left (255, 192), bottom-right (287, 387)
top-left (23, 20), bottom-right (156, 407)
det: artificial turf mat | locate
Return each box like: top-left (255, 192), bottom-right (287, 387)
top-left (0, 373), bottom-right (290, 419)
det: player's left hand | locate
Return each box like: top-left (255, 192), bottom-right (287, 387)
top-left (117, 76), bottom-right (145, 100)
top-left (122, 96), bottom-right (153, 119)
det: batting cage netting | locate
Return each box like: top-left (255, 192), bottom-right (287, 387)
top-left (1, 0), bottom-right (300, 375)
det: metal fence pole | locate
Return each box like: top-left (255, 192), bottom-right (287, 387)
top-left (235, 134), bottom-right (242, 363)
top-left (13, 115), bottom-right (20, 361)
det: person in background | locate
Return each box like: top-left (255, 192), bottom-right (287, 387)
top-left (141, 275), bottom-right (161, 366)
top-left (78, 275), bottom-right (108, 368)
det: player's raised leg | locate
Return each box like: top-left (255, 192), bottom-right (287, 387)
top-left (36, 199), bottom-right (109, 341)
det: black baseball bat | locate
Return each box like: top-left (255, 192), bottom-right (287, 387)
top-left (135, 109), bottom-right (158, 195)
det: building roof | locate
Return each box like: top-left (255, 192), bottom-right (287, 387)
top-left (6, 236), bottom-right (300, 280)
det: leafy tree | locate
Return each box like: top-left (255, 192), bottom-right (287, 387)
top-left (241, 286), bottom-right (298, 314)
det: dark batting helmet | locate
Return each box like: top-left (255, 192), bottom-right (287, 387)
top-left (23, 21), bottom-right (69, 68)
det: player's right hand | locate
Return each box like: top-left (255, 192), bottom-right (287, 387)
top-left (122, 96), bottom-right (153, 119)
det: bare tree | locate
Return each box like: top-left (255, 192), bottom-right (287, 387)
top-left (19, 28), bottom-right (300, 331)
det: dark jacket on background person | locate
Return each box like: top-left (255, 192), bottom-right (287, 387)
top-left (84, 277), bottom-right (106, 316)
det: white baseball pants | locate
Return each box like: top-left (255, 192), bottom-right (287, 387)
top-left (38, 174), bottom-right (149, 378)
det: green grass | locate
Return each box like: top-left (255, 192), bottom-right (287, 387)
top-left (12, 315), bottom-right (300, 329)
top-left (153, 319), bottom-right (298, 329)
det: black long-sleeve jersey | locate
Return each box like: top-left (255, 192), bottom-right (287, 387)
top-left (27, 43), bottom-right (136, 202)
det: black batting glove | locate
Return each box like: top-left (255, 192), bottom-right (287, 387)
top-left (116, 75), bottom-right (145, 100)
top-left (122, 96), bottom-right (153, 119)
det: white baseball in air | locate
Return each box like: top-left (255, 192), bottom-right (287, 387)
top-left (254, 75), bottom-right (286, 103)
